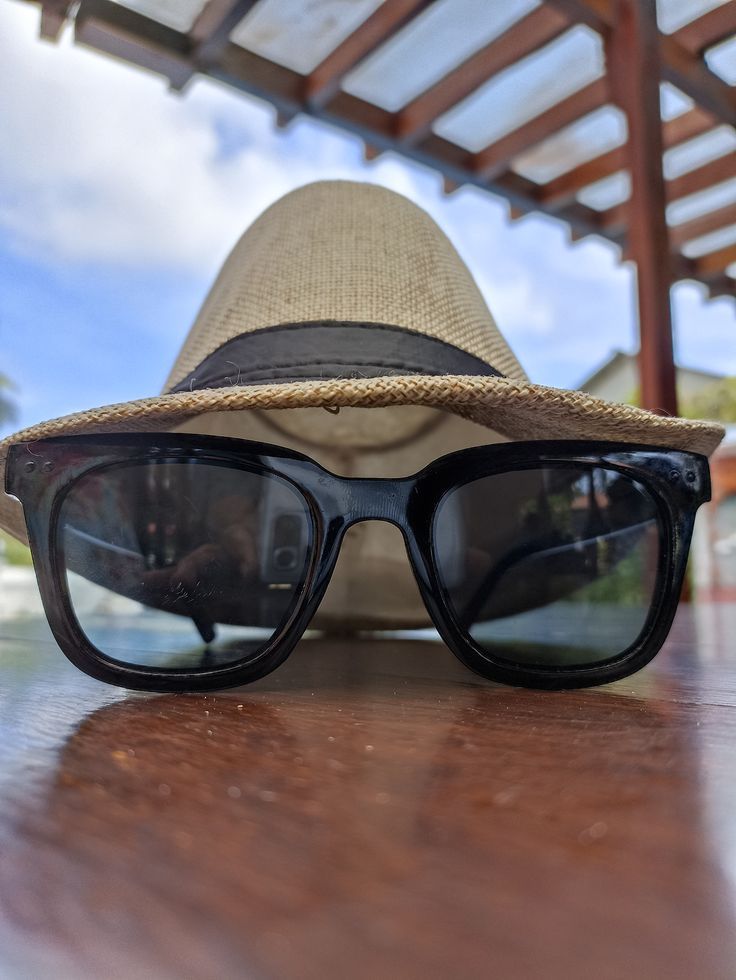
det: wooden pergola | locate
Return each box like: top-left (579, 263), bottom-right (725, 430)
top-left (25, 0), bottom-right (736, 415)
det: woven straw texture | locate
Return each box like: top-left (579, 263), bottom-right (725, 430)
top-left (164, 181), bottom-right (527, 391)
top-left (0, 374), bottom-right (725, 545)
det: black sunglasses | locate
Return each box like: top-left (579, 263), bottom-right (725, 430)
top-left (5, 433), bottom-right (709, 692)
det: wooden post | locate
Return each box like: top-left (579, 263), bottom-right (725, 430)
top-left (609, 0), bottom-right (678, 415)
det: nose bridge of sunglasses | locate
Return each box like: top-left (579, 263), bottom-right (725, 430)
top-left (334, 475), bottom-right (415, 530)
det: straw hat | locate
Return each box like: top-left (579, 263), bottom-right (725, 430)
top-left (0, 180), bottom-right (724, 629)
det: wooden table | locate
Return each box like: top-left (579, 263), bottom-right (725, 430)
top-left (1, 604), bottom-right (735, 979)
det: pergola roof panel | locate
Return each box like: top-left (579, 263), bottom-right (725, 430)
top-left (681, 222), bottom-right (736, 257)
top-left (667, 175), bottom-right (736, 225)
top-left (577, 170), bottom-right (630, 210)
top-left (664, 124), bottom-right (736, 179)
top-left (19, 0), bottom-right (736, 292)
top-left (659, 81), bottom-right (694, 119)
top-left (432, 25), bottom-right (604, 153)
top-left (114, 0), bottom-right (205, 31)
top-left (342, 0), bottom-right (541, 113)
top-left (705, 33), bottom-right (736, 84)
top-left (511, 105), bottom-right (626, 183)
top-left (229, 0), bottom-right (383, 77)
top-left (656, 0), bottom-right (731, 35)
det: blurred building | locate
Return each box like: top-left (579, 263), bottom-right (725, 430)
top-left (579, 350), bottom-right (724, 405)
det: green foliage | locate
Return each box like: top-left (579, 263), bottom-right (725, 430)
top-left (0, 530), bottom-right (33, 566)
top-left (681, 376), bottom-right (736, 423)
top-left (567, 548), bottom-right (648, 606)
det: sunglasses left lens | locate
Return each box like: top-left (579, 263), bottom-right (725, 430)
top-left (57, 458), bottom-right (313, 671)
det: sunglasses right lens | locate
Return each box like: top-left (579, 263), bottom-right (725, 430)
top-left (57, 458), bottom-right (313, 671)
top-left (432, 465), bottom-right (662, 669)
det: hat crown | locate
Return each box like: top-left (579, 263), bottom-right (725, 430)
top-left (165, 180), bottom-right (527, 391)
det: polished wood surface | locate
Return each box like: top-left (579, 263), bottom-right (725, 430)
top-left (1, 604), bottom-right (736, 979)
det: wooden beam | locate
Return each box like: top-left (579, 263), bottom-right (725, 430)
top-left (472, 77), bottom-right (609, 181)
top-left (540, 106), bottom-right (716, 211)
top-left (39, 1), bottom-right (73, 40)
top-left (705, 274), bottom-right (736, 298)
top-left (609, 0), bottom-right (677, 415)
top-left (75, 0), bottom-right (193, 89)
top-left (544, 0), bottom-right (610, 33)
top-left (659, 32), bottom-right (736, 124)
top-left (601, 146), bottom-right (736, 232)
top-left (674, 1), bottom-right (736, 55)
top-left (668, 150), bottom-right (736, 203)
top-left (394, 5), bottom-right (571, 143)
top-left (672, 248), bottom-right (736, 295)
top-left (191, 1), bottom-right (259, 63)
top-left (663, 106), bottom-right (719, 146)
top-left (65, 0), bottom-right (619, 249)
top-left (670, 201), bottom-right (736, 249)
top-left (550, 0), bottom-right (736, 124)
top-left (67, 0), bottom-right (615, 247)
top-left (540, 145), bottom-right (626, 208)
top-left (694, 242), bottom-right (736, 276)
top-left (417, 133), bottom-right (612, 241)
top-left (305, 0), bottom-right (438, 109)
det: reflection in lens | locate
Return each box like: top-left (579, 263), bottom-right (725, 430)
top-left (58, 460), bottom-right (312, 670)
top-left (433, 466), bottom-right (661, 667)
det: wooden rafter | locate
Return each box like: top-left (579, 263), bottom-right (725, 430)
top-left (472, 78), bottom-right (609, 181)
top-left (670, 202), bottom-right (736, 250)
top-left (668, 150), bottom-right (736, 203)
top-left (70, 0), bottom-right (610, 243)
top-left (394, 5), bottom-right (571, 142)
top-left (540, 107), bottom-right (716, 210)
top-left (660, 31), bottom-right (736, 125)
top-left (674, 1), bottom-right (736, 56)
top-left (191, 1), bottom-right (259, 62)
top-left (602, 150), bottom-right (736, 233)
top-left (304, 0), bottom-right (438, 108)
top-left (38, 0), bottom-right (73, 40)
top-left (542, 0), bottom-right (609, 33)
top-left (703, 274), bottom-right (736, 298)
top-left (75, 0), bottom-right (192, 89)
top-left (548, 0), bottom-right (736, 124)
top-left (25, 0), bottom-right (736, 287)
top-left (694, 241), bottom-right (736, 277)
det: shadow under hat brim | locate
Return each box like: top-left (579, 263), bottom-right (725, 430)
top-left (0, 373), bottom-right (725, 546)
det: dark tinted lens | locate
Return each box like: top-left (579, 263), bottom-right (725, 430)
top-left (57, 459), bottom-right (313, 670)
top-left (433, 466), bottom-right (661, 667)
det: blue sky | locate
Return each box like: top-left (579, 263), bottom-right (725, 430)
top-left (1, 0), bottom-right (735, 437)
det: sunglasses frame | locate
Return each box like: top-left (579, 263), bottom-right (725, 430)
top-left (5, 432), bottom-right (710, 692)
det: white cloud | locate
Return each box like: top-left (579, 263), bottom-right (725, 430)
top-left (0, 2), bottom-right (412, 273)
top-left (0, 1), bottom-right (566, 359)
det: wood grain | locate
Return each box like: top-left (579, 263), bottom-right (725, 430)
top-left (1, 606), bottom-right (736, 978)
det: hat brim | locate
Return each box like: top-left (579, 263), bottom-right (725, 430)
top-left (0, 373), bottom-right (724, 546)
